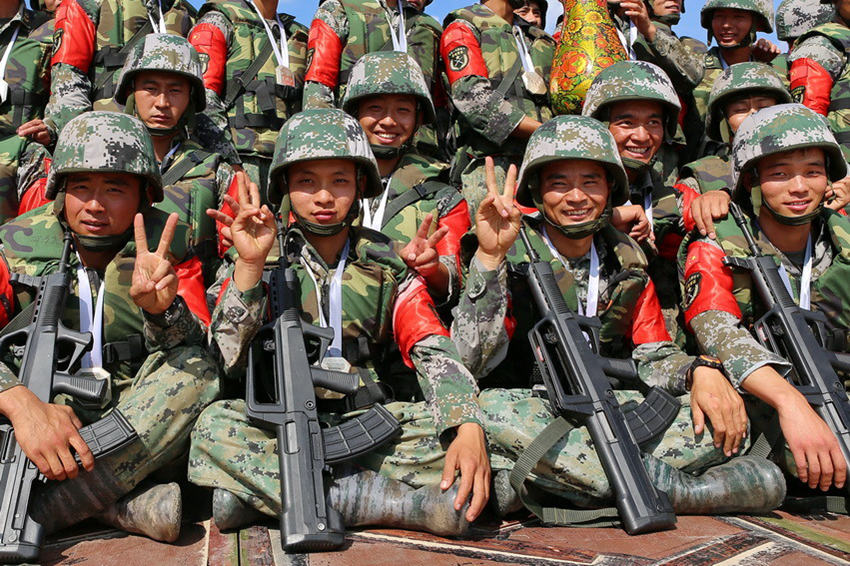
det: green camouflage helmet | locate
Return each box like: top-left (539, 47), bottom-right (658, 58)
top-left (46, 111), bottom-right (163, 201)
top-left (776, 0), bottom-right (834, 42)
top-left (706, 62), bottom-right (792, 141)
top-left (268, 109), bottom-right (382, 207)
top-left (115, 33), bottom-right (206, 110)
top-left (340, 51), bottom-right (436, 123)
top-left (732, 103), bottom-right (847, 193)
top-left (516, 115), bottom-right (629, 208)
top-left (581, 60), bottom-right (681, 137)
top-left (700, 0), bottom-right (774, 35)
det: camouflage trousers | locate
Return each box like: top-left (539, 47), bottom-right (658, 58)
top-left (188, 398), bottom-right (513, 516)
top-left (457, 155), bottom-right (521, 224)
top-left (239, 154), bottom-right (273, 208)
top-left (59, 345), bottom-right (221, 488)
top-left (479, 388), bottom-right (734, 508)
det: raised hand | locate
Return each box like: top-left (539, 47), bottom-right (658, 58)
top-left (130, 212), bottom-right (179, 315)
top-left (16, 119), bottom-right (53, 146)
top-left (474, 157), bottom-right (521, 270)
top-left (401, 213), bottom-right (449, 279)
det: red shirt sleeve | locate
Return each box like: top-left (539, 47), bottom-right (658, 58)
top-left (51, 0), bottom-right (96, 72)
top-left (630, 279), bottom-right (672, 344)
top-left (682, 240), bottom-right (742, 329)
top-left (304, 18), bottom-right (343, 88)
top-left (188, 22), bottom-right (228, 96)
top-left (440, 21), bottom-right (488, 85)
top-left (392, 276), bottom-right (450, 367)
top-left (175, 257), bottom-right (211, 327)
top-left (435, 199), bottom-right (470, 286)
top-left (790, 57), bottom-right (833, 116)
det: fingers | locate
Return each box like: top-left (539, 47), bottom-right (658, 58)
top-left (416, 214), bottom-right (434, 241)
top-left (831, 445), bottom-right (847, 489)
top-left (454, 463), bottom-right (473, 513)
top-left (691, 402), bottom-right (705, 435)
top-left (441, 451), bottom-right (458, 491)
top-left (503, 164), bottom-right (518, 201)
top-left (426, 225), bottom-right (449, 248)
top-left (817, 451), bottom-right (834, 492)
top-left (464, 464), bottom-right (489, 522)
top-left (248, 176), bottom-right (262, 209)
top-left (133, 213), bottom-right (148, 254)
top-left (69, 431), bottom-right (95, 472)
top-left (484, 156), bottom-right (498, 198)
top-left (805, 449), bottom-right (821, 490)
top-left (155, 213), bottom-right (179, 257)
top-left (206, 208), bottom-right (235, 226)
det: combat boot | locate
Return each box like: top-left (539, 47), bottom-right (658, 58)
top-left (490, 469), bottom-right (523, 517)
top-left (212, 488), bottom-right (263, 531)
top-left (644, 454), bottom-right (786, 514)
top-left (97, 482), bottom-right (182, 542)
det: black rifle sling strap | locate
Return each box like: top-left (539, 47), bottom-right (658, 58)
top-left (224, 40), bottom-right (275, 111)
top-left (161, 149), bottom-right (205, 187)
top-left (379, 181), bottom-right (446, 227)
top-left (94, 20), bottom-right (153, 95)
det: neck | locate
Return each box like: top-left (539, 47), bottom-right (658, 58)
top-left (719, 45), bottom-right (750, 65)
top-left (548, 225), bottom-right (594, 260)
top-left (377, 156), bottom-right (400, 177)
top-left (253, 0), bottom-right (277, 19)
top-left (153, 134), bottom-right (176, 163)
top-left (758, 209), bottom-right (811, 253)
top-left (304, 227), bottom-right (350, 266)
top-left (0, 2), bottom-right (19, 19)
top-left (483, 0), bottom-right (514, 24)
top-left (74, 237), bottom-right (116, 271)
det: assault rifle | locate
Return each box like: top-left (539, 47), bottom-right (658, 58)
top-left (724, 203), bottom-right (850, 485)
top-left (519, 225), bottom-right (678, 535)
top-left (246, 221), bottom-right (401, 553)
top-left (0, 230), bottom-right (137, 563)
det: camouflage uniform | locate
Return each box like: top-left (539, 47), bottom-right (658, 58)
top-left (441, 4), bottom-right (554, 220)
top-left (773, 0), bottom-right (834, 82)
top-left (0, 112), bottom-right (218, 525)
top-left (340, 51), bottom-right (469, 308)
top-left (679, 103), bottom-right (849, 475)
top-left (188, 1), bottom-right (307, 198)
top-left (451, 115), bottom-right (727, 505)
top-left (115, 33), bottom-right (236, 286)
top-left (188, 109), bottom-right (483, 518)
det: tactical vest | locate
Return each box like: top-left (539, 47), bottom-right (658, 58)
top-left (0, 9), bottom-right (51, 136)
top-left (797, 23), bottom-right (850, 147)
top-left (703, 210), bottom-right (850, 343)
top-left (679, 155), bottom-right (733, 194)
top-left (0, 205), bottom-right (194, 380)
top-left (692, 46), bottom-right (724, 127)
top-left (90, 0), bottom-right (195, 106)
top-left (200, 0), bottom-right (307, 157)
top-left (445, 4), bottom-right (554, 158)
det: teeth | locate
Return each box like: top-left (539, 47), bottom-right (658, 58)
top-left (626, 146), bottom-right (649, 154)
top-left (376, 133), bottom-right (398, 141)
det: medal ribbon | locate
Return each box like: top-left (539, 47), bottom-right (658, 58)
top-left (778, 234), bottom-right (812, 310)
top-left (512, 26), bottom-right (536, 74)
top-left (384, 4), bottom-right (407, 52)
top-left (248, 0), bottom-right (290, 68)
top-left (75, 257), bottom-right (106, 368)
top-left (148, 0), bottom-right (167, 33)
top-left (361, 178), bottom-right (392, 230)
top-left (302, 239), bottom-right (350, 357)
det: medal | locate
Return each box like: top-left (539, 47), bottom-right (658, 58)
top-left (320, 356), bottom-right (352, 373)
top-left (522, 71), bottom-right (547, 96)
top-left (276, 65), bottom-right (296, 87)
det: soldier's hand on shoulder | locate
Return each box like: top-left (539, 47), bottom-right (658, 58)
top-left (130, 212), bottom-right (180, 315)
top-left (751, 39), bottom-right (780, 63)
top-left (475, 157), bottom-right (521, 271)
top-left (441, 421), bottom-right (491, 522)
top-left (0, 385), bottom-right (93, 481)
top-left (690, 190), bottom-right (731, 239)
top-left (16, 119), bottom-right (53, 146)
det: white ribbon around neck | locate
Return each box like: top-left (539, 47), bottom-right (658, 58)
top-left (249, 0), bottom-right (290, 68)
top-left (384, 4), bottom-right (407, 52)
top-left (777, 234), bottom-right (812, 310)
top-left (541, 226), bottom-right (600, 317)
top-left (147, 0), bottom-right (167, 33)
top-left (76, 258), bottom-right (106, 369)
top-left (302, 239), bottom-right (350, 357)
top-left (512, 26), bottom-right (536, 74)
top-left (361, 187), bottom-right (392, 231)
top-left (615, 21), bottom-right (637, 60)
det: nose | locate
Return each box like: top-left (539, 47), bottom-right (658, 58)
top-left (564, 186), bottom-right (589, 204)
top-left (631, 124), bottom-right (651, 142)
top-left (787, 174), bottom-right (809, 195)
top-left (378, 112), bottom-right (397, 128)
top-left (154, 92), bottom-right (168, 107)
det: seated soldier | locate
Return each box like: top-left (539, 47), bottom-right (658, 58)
top-left (0, 111), bottom-right (218, 542)
top-left (452, 114), bottom-right (786, 518)
top-left (189, 108), bottom-right (490, 535)
top-left (340, 51), bottom-right (469, 306)
top-left (680, 103), bottom-right (849, 496)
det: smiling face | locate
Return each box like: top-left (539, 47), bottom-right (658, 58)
top-left (63, 172), bottom-right (143, 237)
top-left (711, 8), bottom-right (753, 47)
top-left (757, 147), bottom-right (828, 218)
top-left (287, 159), bottom-right (359, 226)
top-left (725, 93), bottom-right (777, 134)
top-left (539, 159), bottom-right (610, 226)
top-left (607, 100), bottom-right (665, 166)
top-left (356, 94), bottom-right (419, 152)
top-left (132, 70), bottom-right (191, 131)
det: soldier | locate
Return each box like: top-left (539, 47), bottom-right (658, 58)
top-left (0, 111), bottom-right (218, 542)
top-left (514, 0), bottom-right (545, 28)
top-left (679, 103), bottom-right (849, 494)
top-left (340, 51), bottom-right (469, 306)
top-left (0, 0), bottom-right (52, 223)
top-left (188, 0), bottom-right (308, 201)
top-left (451, 114), bottom-right (785, 518)
top-left (441, 0), bottom-right (555, 220)
top-left (788, 0), bottom-right (850, 151)
top-left (692, 0), bottom-right (779, 131)
top-left (773, 0), bottom-right (834, 81)
top-left (189, 108), bottom-right (490, 534)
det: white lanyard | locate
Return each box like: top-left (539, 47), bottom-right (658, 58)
top-left (778, 235), bottom-right (812, 310)
top-left (384, 4), bottom-right (407, 52)
top-left (302, 239), bottom-right (350, 357)
top-left (147, 0), bottom-right (167, 33)
top-left (541, 227), bottom-right (600, 317)
top-left (75, 258), bottom-right (106, 368)
top-left (361, 190), bottom-right (391, 230)
top-left (615, 22), bottom-right (637, 59)
top-left (512, 26), bottom-right (536, 73)
top-left (160, 140), bottom-right (181, 172)
top-left (248, 0), bottom-right (290, 68)
top-left (0, 25), bottom-right (20, 84)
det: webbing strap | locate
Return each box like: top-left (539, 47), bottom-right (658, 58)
top-left (380, 181), bottom-right (445, 226)
top-left (93, 20), bottom-right (153, 95)
top-left (224, 40), bottom-right (274, 110)
top-left (161, 149), bottom-right (204, 187)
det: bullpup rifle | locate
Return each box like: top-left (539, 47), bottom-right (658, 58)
top-left (0, 229), bottom-right (137, 563)
top-left (246, 220), bottom-right (401, 553)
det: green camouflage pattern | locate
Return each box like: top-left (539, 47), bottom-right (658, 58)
top-left (699, 0), bottom-right (774, 34)
top-left (0, 135), bottom-right (49, 224)
top-left (341, 51), bottom-right (436, 122)
top-left (677, 154), bottom-right (733, 195)
top-left (692, 46), bottom-right (724, 128)
top-left (45, 111), bottom-right (163, 200)
top-left (195, 1), bottom-right (308, 158)
top-left (776, 0), bottom-right (834, 42)
top-left (731, 103), bottom-right (847, 192)
top-left (515, 115), bottom-right (629, 208)
top-left (581, 60), bottom-right (681, 137)
top-left (268, 109), bottom-right (382, 206)
top-left (115, 32), bottom-right (205, 108)
top-left (705, 62), bottom-right (791, 142)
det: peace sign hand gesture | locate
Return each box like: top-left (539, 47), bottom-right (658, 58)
top-left (401, 213), bottom-right (448, 278)
top-left (474, 157), bottom-right (521, 270)
top-left (130, 212), bottom-right (179, 315)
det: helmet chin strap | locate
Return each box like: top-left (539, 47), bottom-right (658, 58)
top-left (370, 143), bottom-right (404, 160)
top-left (620, 155), bottom-right (653, 175)
top-left (531, 182), bottom-right (612, 239)
top-left (752, 182), bottom-right (824, 226)
top-left (292, 195), bottom-right (362, 236)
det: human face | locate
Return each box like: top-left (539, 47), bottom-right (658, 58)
top-left (539, 160), bottom-right (610, 226)
top-left (357, 94), bottom-right (419, 152)
top-left (287, 159), bottom-right (359, 226)
top-left (405, 0), bottom-right (425, 11)
top-left (758, 148), bottom-right (828, 218)
top-left (651, 0), bottom-right (681, 18)
top-left (711, 8), bottom-right (753, 47)
top-left (63, 172), bottom-right (142, 236)
top-left (725, 94), bottom-right (777, 134)
top-left (515, 1), bottom-right (543, 27)
top-left (608, 100), bottom-right (665, 165)
top-left (132, 70), bottom-right (191, 131)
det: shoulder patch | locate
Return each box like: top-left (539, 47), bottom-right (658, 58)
top-left (447, 46), bottom-right (469, 73)
top-left (683, 271), bottom-right (701, 310)
top-left (51, 27), bottom-right (63, 58)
